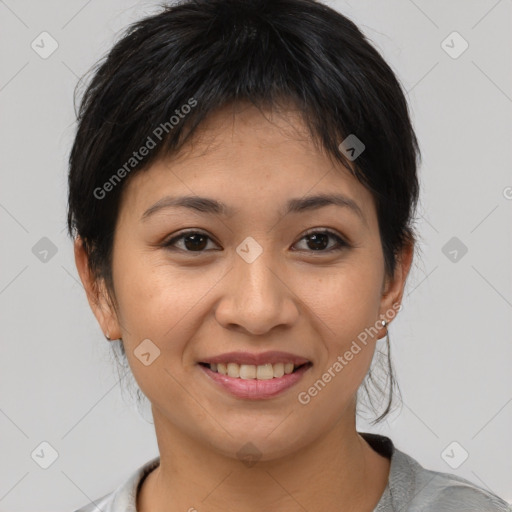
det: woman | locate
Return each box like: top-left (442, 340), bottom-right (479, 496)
top-left (68, 0), bottom-right (510, 510)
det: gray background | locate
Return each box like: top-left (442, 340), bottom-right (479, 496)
top-left (1, 0), bottom-right (511, 510)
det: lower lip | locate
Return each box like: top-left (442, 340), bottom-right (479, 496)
top-left (198, 363), bottom-right (312, 400)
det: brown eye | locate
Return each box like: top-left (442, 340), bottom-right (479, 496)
top-left (293, 229), bottom-right (349, 252)
top-left (162, 228), bottom-right (349, 254)
top-left (163, 230), bottom-right (218, 252)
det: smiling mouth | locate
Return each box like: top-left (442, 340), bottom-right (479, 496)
top-left (198, 362), bottom-right (312, 380)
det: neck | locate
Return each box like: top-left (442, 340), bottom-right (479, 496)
top-left (137, 407), bottom-right (390, 512)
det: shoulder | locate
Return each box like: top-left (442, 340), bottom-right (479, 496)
top-left (73, 491), bottom-right (113, 512)
top-left (390, 447), bottom-right (511, 512)
top-left (71, 456), bottom-right (160, 512)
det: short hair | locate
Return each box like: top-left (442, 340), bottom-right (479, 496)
top-left (67, 0), bottom-right (421, 423)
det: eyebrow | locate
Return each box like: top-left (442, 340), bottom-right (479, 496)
top-left (140, 193), bottom-right (367, 225)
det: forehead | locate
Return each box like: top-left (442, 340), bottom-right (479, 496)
top-left (119, 103), bottom-right (377, 228)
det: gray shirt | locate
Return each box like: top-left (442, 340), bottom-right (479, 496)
top-left (73, 433), bottom-right (511, 512)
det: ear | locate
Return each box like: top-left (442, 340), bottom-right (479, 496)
top-left (378, 239), bottom-right (414, 329)
top-left (74, 237), bottom-right (121, 340)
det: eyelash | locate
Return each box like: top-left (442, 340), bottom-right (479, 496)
top-left (161, 228), bottom-right (350, 254)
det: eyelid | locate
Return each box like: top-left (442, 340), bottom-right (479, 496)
top-left (164, 228), bottom-right (220, 249)
top-left (300, 227), bottom-right (347, 241)
top-left (293, 228), bottom-right (350, 251)
top-left (162, 227), bottom-right (350, 253)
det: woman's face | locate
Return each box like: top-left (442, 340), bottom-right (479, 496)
top-left (77, 102), bottom-right (411, 461)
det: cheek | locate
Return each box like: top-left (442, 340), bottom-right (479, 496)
top-left (300, 259), bottom-right (383, 345)
top-left (112, 258), bottom-right (208, 406)
top-left (112, 251), bottom-right (224, 345)
top-left (294, 267), bottom-right (382, 415)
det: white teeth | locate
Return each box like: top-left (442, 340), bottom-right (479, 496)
top-left (256, 363), bottom-right (274, 380)
top-left (273, 362), bottom-right (284, 378)
top-left (284, 362), bottom-right (294, 374)
top-left (239, 364), bottom-right (256, 379)
top-left (208, 361), bottom-right (304, 379)
top-left (227, 362), bottom-right (240, 378)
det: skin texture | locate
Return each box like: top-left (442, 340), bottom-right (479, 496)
top-left (75, 101), bottom-right (414, 512)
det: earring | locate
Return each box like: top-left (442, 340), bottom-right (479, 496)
top-left (379, 319), bottom-right (389, 343)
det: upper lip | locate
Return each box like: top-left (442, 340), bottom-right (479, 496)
top-left (199, 351), bottom-right (311, 366)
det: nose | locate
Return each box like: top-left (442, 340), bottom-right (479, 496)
top-left (214, 248), bottom-right (299, 336)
